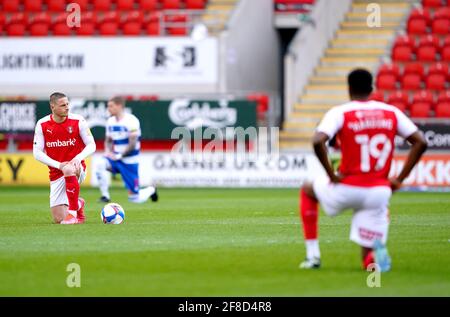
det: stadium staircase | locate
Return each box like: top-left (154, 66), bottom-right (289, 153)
top-left (279, 0), bottom-right (417, 151)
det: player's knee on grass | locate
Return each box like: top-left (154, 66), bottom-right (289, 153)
top-left (51, 206), bottom-right (67, 223)
top-left (302, 182), bottom-right (317, 200)
top-left (61, 163), bottom-right (76, 177)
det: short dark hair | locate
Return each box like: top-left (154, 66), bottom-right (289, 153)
top-left (347, 69), bottom-right (373, 97)
top-left (49, 92), bottom-right (67, 104)
top-left (109, 96), bottom-right (125, 106)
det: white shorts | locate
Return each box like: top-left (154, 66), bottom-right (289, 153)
top-left (49, 169), bottom-right (86, 208)
top-left (313, 176), bottom-right (391, 248)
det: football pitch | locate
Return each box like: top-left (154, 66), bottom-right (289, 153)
top-left (0, 186), bottom-right (449, 296)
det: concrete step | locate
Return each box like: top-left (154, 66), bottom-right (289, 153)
top-left (278, 141), bottom-right (312, 150)
top-left (336, 29), bottom-right (395, 39)
top-left (293, 104), bottom-right (335, 112)
top-left (283, 120), bottom-right (318, 129)
top-left (315, 66), bottom-right (377, 77)
top-left (304, 85), bottom-right (347, 95)
top-left (320, 57), bottom-right (379, 67)
top-left (280, 130), bottom-right (314, 138)
top-left (346, 11), bottom-right (405, 20)
top-left (350, 3), bottom-right (411, 15)
top-left (290, 111), bottom-right (328, 119)
top-left (300, 94), bottom-right (349, 104)
top-left (331, 38), bottom-right (389, 49)
top-left (340, 21), bottom-right (401, 29)
top-left (310, 76), bottom-right (347, 85)
top-left (325, 48), bottom-right (385, 57)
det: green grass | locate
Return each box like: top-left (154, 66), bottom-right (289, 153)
top-left (0, 187), bottom-right (449, 296)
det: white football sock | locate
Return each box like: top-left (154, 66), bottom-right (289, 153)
top-left (96, 160), bottom-right (110, 199)
top-left (305, 239), bottom-right (321, 259)
top-left (129, 186), bottom-right (155, 203)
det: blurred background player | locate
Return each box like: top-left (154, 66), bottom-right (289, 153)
top-left (96, 96), bottom-right (158, 204)
top-left (33, 92), bottom-right (96, 224)
top-left (299, 69), bottom-right (427, 272)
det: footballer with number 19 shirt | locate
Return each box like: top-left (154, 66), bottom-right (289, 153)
top-left (33, 92), bottom-right (96, 225)
top-left (299, 69), bottom-right (427, 272)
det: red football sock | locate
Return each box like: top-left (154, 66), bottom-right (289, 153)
top-left (300, 189), bottom-right (318, 240)
top-left (65, 176), bottom-right (80, 212)
top-left (363, 251), bottom-right (375, 269)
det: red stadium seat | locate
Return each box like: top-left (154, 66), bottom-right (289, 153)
top-left (443, 35), bottom-right (450, 49)
top-left (30, 23), bottom-right (50, 36)
top-left (435, 102), bottom-right (450, 117)
top-left (390, 101), bottom-right (407, 112)
top-left (32, 12), bottom-right (52, 24)
top-left (402, 74), bottom-right (422, 90)
top-left (93, 0), bottom-right (112, 11)
top-left (413, 90), bottom-right (434, 106)
top-left (2, 0), bottom-right (20, 12)
top-left (410, 7), bottom-right (432, 23)
top-left (418, 34), bottom-right (440, 51)
top-left (165, 14), bottom-right (187, 36)
top-left (388, 90), bottom-right (410, 110)
top-left (442, 46), bottom-right (450, 62)
top-left (52, 23), bottom-right (72, 35)
top-left (99, 22), bottom-right (118, 35)
top-left (393, 34), bottom-right (417, 53)
top-left (434, 7), bottom-right (450, 20)
top-left (9, 13), bottom-right (28, 25)
top-left (186, 0), bottom-right (205, 9)
top-left (24, 0), bottom-right (44, 12)
top-left (428, 62), bottom-right (449, 80)
top-left (426, 74), bottom-right (446, 90)
top-left (377, 63), bottom-right (401, 81)
top-left (79, 11), bottom-right (98, 24)
top-left (369, 90), bottom-right (385, 102)
top-left (71, 0), bottom-right (89, 11)
top-left (144, 12), bottom-right (161, 35)
top-left (417, 46), bottom-right (437, 62)
top-left (410, 102), bottom-right (431, 118)
top-left (162, 0), bottom-right (181, 9)
top-left (75, 22), bottom-right (96, 35)
top-left (422, 0), bottom-right (443, 9)
top-left (99, 12), bottom-right (120, 24)
top-left (29, 12), bottom-right (51, 36)
top-left (404, 62), bottom-right (425, 80)
top-left (393, 46), bottom-right (413, 62)
top-left (117, 0), bottom-right (135, 10)
top-left (0, 13), bottom-right (6, 27)
top-left (6, 23), bottom-right (27, 36)
top-left (145, 21), bottom-right (160, 35)
top-left (377, 74), bottom-right (397, 90)
top-left (407, 18), bottom-right (427, 35)
top-left (123, 11), bottom-right (144, 24)
top-left (122, 22), bottom-right (141, 35)
top-left (139, 0), bottom-right (159, 10)
top-left (46, 0), bottom-right (67, 11)
top-left (432, 19), bottom-right (450, 35)
top-left (437, 90), bottom-right (450, 103)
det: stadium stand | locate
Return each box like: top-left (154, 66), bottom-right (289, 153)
top-left (280, 0), bottom-right (450, 150)
top-left (0, 0), bottom-right (219, 36)
top-left (374, 0), bottom-right (450, 119)
top-left (280, 0), bottom-right (414, 149)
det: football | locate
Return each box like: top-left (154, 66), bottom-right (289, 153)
top-left (101, 203), bottom-right (125, 224)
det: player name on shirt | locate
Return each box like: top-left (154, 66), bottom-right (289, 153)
top-left (348, 118), bottom-right (394, 132)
